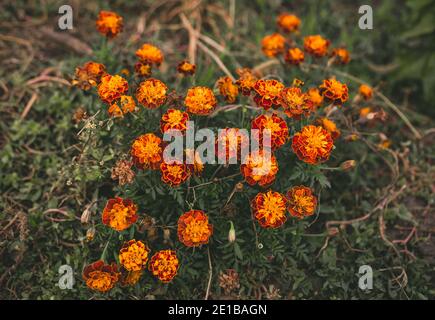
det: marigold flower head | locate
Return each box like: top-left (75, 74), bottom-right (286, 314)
top-left (102, 197), bottom-right (138, 231)
top-left (251, 114), bottom-right (289, 150)
top-left (177, 60), bottom-right (196, 76)
top-left (277, 13), bottom-right (301, 33)
top-left (120, 270), bottom-right (142, 286)
top-left (135, 44), bottom-right (164, 66)
top-left (251, 190), bottom-right (287, 228)
top-left (216, 128), bottom-right (249, 163)
top-left (285, 47), bottom-right (305, 65)
top-left (177, 210), bottom-right (213, 247)
top-left (286, 186), bottom-right (317, 219)
top-left (108, 95), bottom-right (136, 117)
top-left (235, 68), bottom-right (258, 96)
top-left (253, 79), bottom-right (285, 110)
top-left (331, 48), bottom-right (351, 64)
top-left (136, 78), bottom-right (168, 109)
top-left (131, 133), bottom-right (163, 169)
top-left (96, 11), bottom-right (123, 38)
top-left (304, 35), bottom-right (330, 57)
top-left (83, 260), bottom-right (120, 292)
top-left (359, 107), bottom-right (372, 118)
top-left (261, 33), bottom-right (286, 57)
top-left (149, 250), bottom-right (179, 283)
top-left (279, 87), bottom-right (314, 118)
top-left (160, 162), bottom-right (191, 187)
top-left (319, 78), bottom-right (349, 105)
top-left (359, 84), bottom-right (373, 100)
top-left (307, 87), bottom-right (324, 108)
top-left (98, 74), bottom-right (128, 104)
top-left (241, 150), bottom-right (278, 187)
top-left (72, 61), bottom-right (106, 90)
top-left (119, 240), bottom-right (150, 272)
top-left (217, 76), bottom-right (239, 103)
top-left (292, 125), bottom-right (334, 164)
top-left (135, 62), bottom-right (152, 77)
top-left (317, 117), bottom-right (341, 140)
top-left (184, 86), bottom-right (217, 115)
top-left (160, 108), bottom-right (189, 134)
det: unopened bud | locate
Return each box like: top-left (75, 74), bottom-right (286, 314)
top-left (340, 160), bottom-right (356, 171)
top-left (86, 227), bottom-right (96, 242)
top-left (163, 228), bottom-right (171, 241)
top-left (228, 221), bottom-right (236, 243)
top-left (344, 134), bottom-right (359, 142)
top-left (235, 182), bottom-right (244, 192)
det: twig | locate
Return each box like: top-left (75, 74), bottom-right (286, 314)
top-left (205, 247), bottom-right (213, 300)
top-left (197, 41), bottom-right (235, 80)
top-left (20, 92), bottom-right (38, 119)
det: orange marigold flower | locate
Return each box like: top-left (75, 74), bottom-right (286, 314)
top-left (160, 162), bottom-right (191, 187)
top-left (177, 210), bottom-right (213, 247)
top-left (96, 11), bottom-right (123, 38)
top-left (160, 108), bottom-right (189, 134)
top-left (261, 33), bottom-right (286, 57)
top-left (279, 87), bottom-right (314, 118)
top-left (319, 78), bottom-right (349, 105)
top-left (98, 74), bottom-right (128, 104)
top-left (131, 133), bottom-right (163, 169)
top-left (149, 250), bottom-right (179, 283)
top-left (177, 60), bottom-right (196, 76)
top-left (102, 197), bottom-right (138, 231)
top-left (285, 47), bottom-right (305, 65)
top-left (277, 13), bottom-right (301, 33)
top-left (108, 95), bottom-right (136, 117)
top-left (135, 62), bottom-right (152, 77)
top-left (251, 114), bottom-right (289, 150)
top-left (286, 186), bottom-right (317, 219)
top-left (136, 78), bottom-right (168, 109)
top-left (120, 270), bottom-right (142, 286)
top-left (184, 86), bottom-right (217, 115)
top-left (83, 260), bottom-right (120, 292)
top-left (72, 61), bottom-right (106, 90)
top-left (292, 125), bottom-right (334, 164)
top-left (235, 68), bottom-right (258, 96)
top-left (307, 87), bottom-right (324, 108)
top-left (135, 44), bottom-right (164, 66)
top-left (241, 150), bottom-right (278, 187)
top-left (317, 118), bottom-right (341, 140)
top-left (119, 240), bottom-right (150, 272)
top-left (216, 128), bottom-right (249, 163)
top-left (359, 84), bottom-right (373, 100)
top-left (304, 35), bottom-right (330, 57)
top-left (217, 76), bottom-right (239, 103)
top-left (253, 79), bottom-right (285, 110)
top-left (251, 190), bottom-right (287, 228)
top-left (331, 47), bottom-right (351, 64)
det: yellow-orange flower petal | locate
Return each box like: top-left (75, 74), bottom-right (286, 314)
top-left (251, 114), bottom-right (289, 150)
top-left (102, 197), bottom-right (138, 232)
top-left (286, 186), bottom-right (317, 219)
top-left (217, 76), bottom-right (239, 103)
top-left (97, 74), bottom-right (128, 104)
top-left (261, 33), bottom-right (286, 57)
top-left (131, 133), bottom-right (163, 169)
top-left (119, 240), bottom-right (150, 272)
top-left (277, 13), bottom-right (301, 33)
top-left (149, 250), bottom-right (179, 283)
top-left (319, 78), bottom-right (349, 105)
top-left (83, 260), bottom-right (120, 292)
top-left (304, 35), bottom-right (329, 57)
top-left (241, 150), bottom-right (278, 187)
top-left (136, 78), bottom-right (168, 109)
top-left (184, 86), bottom-right (217, 115)
top-left (253, 79), bottom-right (285, 110)
top-left (177, 210), bottom-right (213, 247)
top-left (96, 11), bottom-right (123, 38)
top-left (251, 190), bottom-right (287, 228)
top-left (292, 125), bottom-right (334, 165)
top-left (135, 44), bottom-right (163, 66)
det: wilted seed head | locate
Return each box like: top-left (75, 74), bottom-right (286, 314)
top-left (86, 227), bottom-right (96, 242)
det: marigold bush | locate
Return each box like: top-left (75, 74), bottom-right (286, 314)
top-left (62, 5), bottom-right (432, 300)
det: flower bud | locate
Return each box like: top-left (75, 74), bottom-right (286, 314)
top-left (86, 227), bottom-right (96, 242)
top-left (228, 221), bottom-right (236, 243)
top-left (340, 160), bottom-right (356, 171)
